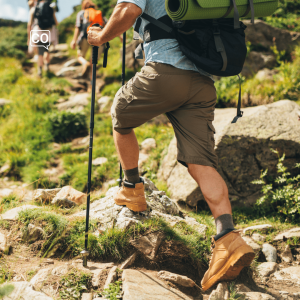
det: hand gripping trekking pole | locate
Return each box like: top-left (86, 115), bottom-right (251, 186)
top-left (81, 23), bottom-right (110, 267)
top-left (117, 32), bottom-right (126, 187)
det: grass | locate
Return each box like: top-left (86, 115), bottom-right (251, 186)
top-left (58, 268), bottom-right (92, 300)
top-left (101, 281), bottom-right (123, 300)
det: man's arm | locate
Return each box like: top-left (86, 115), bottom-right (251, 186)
top-left (88, 3), bottom-right (142, 47)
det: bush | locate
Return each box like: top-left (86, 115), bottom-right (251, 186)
top-left (252, 149), bottom-right (300, 222)
top-left (47, 111), bottom-right (88, 143)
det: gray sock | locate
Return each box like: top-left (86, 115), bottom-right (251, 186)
top-left (124, 167), bottom-right (140, 184)
top-left (215, 214), bottom-right (235, 234)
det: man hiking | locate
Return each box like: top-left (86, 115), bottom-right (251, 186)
top-left (28, 0), bottom-right (58, 77)
top-left (71, 0), bottom-right (107, 78)
top-left (87, 0), bottom-right (255, 291)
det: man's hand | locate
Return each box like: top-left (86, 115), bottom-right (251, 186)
top-left (70, 40), bottom-right (76, 50)
top-left (87, 3), bottom-right (142, 46)
top-left (87, 26), bottom-right (103, 47)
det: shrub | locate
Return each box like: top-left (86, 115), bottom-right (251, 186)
top-left (252, 149), bottom-right (300, 222)
top-left (47, 111), bottom-right (88, 143)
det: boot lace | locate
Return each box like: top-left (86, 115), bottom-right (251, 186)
top-left (209, 237), bottom-right (215, 265)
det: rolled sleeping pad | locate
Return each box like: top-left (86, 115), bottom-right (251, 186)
top-left (165, 0), bottom-right (278, 21)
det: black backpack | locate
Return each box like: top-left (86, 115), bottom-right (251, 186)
top-left (34, 1), bottom-right (55, 30)
top-left (134, 14), bottom-right (247, 123)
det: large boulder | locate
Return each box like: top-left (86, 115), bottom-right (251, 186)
top-left (158, 100), bottom-right (300, 207)
top-left (244, 20), bottom-right (300, 52)
top-left (72, 178), bottom-right (207, 236)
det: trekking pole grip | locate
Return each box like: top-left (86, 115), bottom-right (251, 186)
top-left (91, 23), bottom-right (101, 65)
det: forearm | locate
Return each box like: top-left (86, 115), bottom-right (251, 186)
top-left (97, 3), bottom-right (141, 44)
top-left (73, 27), bottom-right (80, 42)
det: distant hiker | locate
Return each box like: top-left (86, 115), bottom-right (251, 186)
top-left (28, 0), bottom-right (59, 78)
top-left (27, 0), bottom-right (38, 60)
top-left (88, 0), bottom-right (255, 291)
top-left (70, 0), bottom-right (107, 78)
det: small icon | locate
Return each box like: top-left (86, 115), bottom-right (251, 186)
top-left (30, 30), bottom-right (51, 50)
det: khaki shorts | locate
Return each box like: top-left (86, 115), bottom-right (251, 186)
top-left (77, 38), bottom-right (105, 59)
top-left (111, 62), bottom-right (218, 169)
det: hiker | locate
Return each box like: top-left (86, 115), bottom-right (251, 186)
top-left (28, 0), bottom-right (58, 78)
top-left (87, 0), bottom-right (255, 292)
top-left (70, 0), bottom-right (107, 78)
top-left (27, 0), bottom-right (38, 60)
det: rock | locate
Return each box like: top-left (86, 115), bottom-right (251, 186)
top-left (30, 268), bottom-right (52, 290)
top-left (122, 269), bottom-right (190, 300)
top-left (91, 269), bottom-right (103, 288)
top-left (0, 232), bottom-right (9, 253)
top-left (0, 99), bottom-right (11, 107)
top-left (130, 232), bottom-right (164, 260)
top-left (50, 43), bottom-right (68, 53)
top-left (0, 163), bottom-right (10, 174)
top-left (158, 271), bottom-right (195, 288)
top-left (255, 68), bottom-right (277, 81)
top-left (141, 138), bottom-right (156, 153)
top-left (49, 52), bottom-right (69, 65)
top-left (208, 282), bottom-right (229, 300)
top-left (104, 266), bottom-right (117, 290)
top-left (56, 93), bottom-right (89, 111)
top-left (158, 100), bottom-right (300, 207)
top-left (92, 157), bottom-right (108, 166)
top-left (22, 224), bottom-right (45, 243)
top-left (52, 186), bottom-right (86, 207)
top-left (71, 178), bottom-right (205, 233)
top-left (273, 266), bottom-right (300, 287)
top-left (63, 59), bottom-right (80, 68)
top-left (56, 66), bottom-right (80, 77)
top-left (81, 293), bottom-right (93, 300)
top-left (138, 152), bottom-right (149, 168)
top-left (281, 245), bottom-right (293, 263)
top-left (239, 292), bottom-right (276, 300)
top-left (97, 96), bottom-right (112, 113)
top-left (51, 264), bottom-right (69, 276)
top-left (251, 233), bottom-right (266, 242)
top-left (274, 228), bottom-right (300, 241)
top-left (262, 243), bottom-right (277, 262)
top-left (184, 216), bottom-right (207, 236)
top-left (2, 281), bottom-right (53, 300)
top-left (33, 188), bottom-right (61, 204)
top-left (242, 51), bottom-right (276, 77)
top-left (0, 189), bottom-right (13, 198)
top-left (244, 20), bottom-right (300, 53)
top-left (235, 284), bottom-right (252, 292)
top-left (1, 205), bottom-right (40, 221)
top-left (257, 262), bottom-right (278, 277)
top-left (120, 253), bottom-right (137, 270)
top-left (243, 224), bottom-right (273, 234)
top-left (72, 136), bottom-right (89, 149)
top-left (242, 236), bottom-right (261, 252)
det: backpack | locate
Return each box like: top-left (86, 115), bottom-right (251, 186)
top-left (82, 8), bottom-right (105, 40)
top-left (134, 0), bottom-right (278, 123)
top-left (34, 1), bottom-right (54, 30)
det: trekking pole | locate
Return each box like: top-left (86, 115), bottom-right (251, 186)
top-left (117, 32), bottom-right (126, 187)
top-left (81, 23), bottom-right (110, 267)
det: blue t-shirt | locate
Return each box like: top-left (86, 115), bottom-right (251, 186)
top-left (117, 0), bottom-right (210, 77)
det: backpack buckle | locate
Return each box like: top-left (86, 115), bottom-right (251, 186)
top-left (213, 26), bottom-right (220, 35)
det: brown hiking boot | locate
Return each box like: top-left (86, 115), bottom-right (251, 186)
top-left (114, 179), bottom-right (147, 212)
top-left (201, 230), bottom-right (255, 291)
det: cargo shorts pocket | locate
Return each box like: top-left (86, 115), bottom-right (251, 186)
top-left (113, 79), bottom-right (134, 112)
top-left (207, 122), bottom-right (216, 152)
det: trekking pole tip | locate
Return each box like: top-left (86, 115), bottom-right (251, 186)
top-left (81, 250), bottom-right (89, 267)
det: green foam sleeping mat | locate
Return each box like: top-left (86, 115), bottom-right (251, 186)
top-left (165, 0), bottom-right (278, 21)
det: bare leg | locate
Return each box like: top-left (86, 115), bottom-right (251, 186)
top-left (113, 129), bottom-right (139, 170)
top-left (44, 51), bottom-right (50, 64)
top-left (188, 164), bottom-right (232, 219)
top-left (38, 55), bottom-right (43, 68)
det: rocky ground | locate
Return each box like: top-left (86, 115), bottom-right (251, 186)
top-left (0, 178), bottom-right (299, 300)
